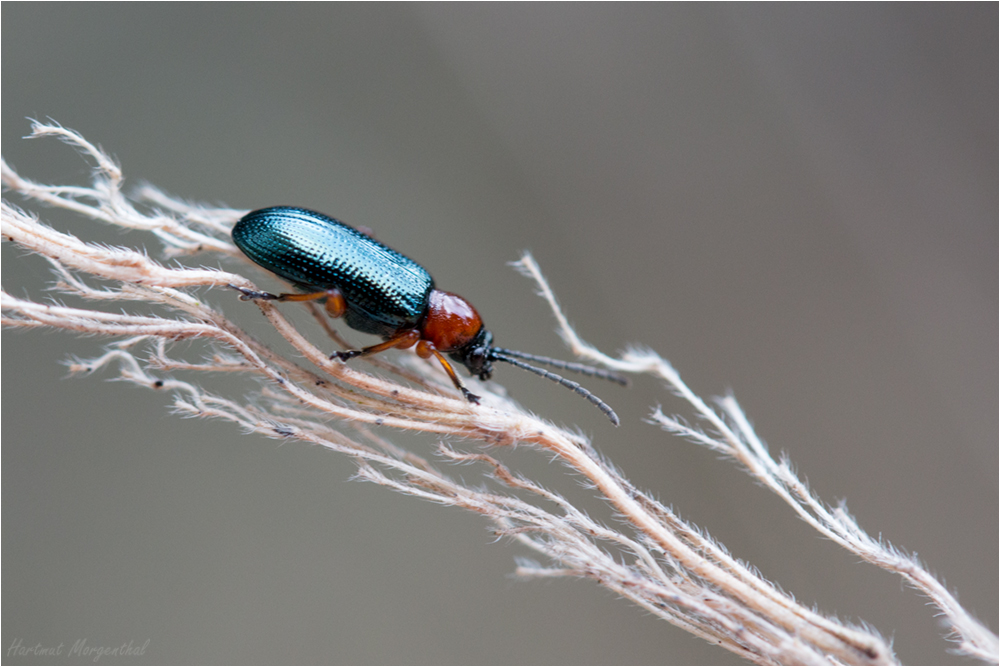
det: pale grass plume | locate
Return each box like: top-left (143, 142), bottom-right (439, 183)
top-left (2, 121), bottom-right (996, 665)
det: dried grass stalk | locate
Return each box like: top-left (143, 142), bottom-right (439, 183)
top-left (3, 122), bottom-right (996, 665)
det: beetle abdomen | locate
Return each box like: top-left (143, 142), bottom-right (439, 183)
top-left (232, 207), bottom-right (434, 335)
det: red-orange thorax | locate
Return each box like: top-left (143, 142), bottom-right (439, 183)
top-left (420, 290), bottom-right (483, 353)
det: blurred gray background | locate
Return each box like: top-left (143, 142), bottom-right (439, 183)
top-left (2, 4), bottom-right (996, 664)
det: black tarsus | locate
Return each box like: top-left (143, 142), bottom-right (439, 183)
top-left (490, 352), bottom-right (620, 426)
top-left (228, 284), bottom-right (278, 301)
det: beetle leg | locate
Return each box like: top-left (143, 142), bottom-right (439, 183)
top-left (228, 284), bottom-right (346, 315)
top-left (261, 289), bottom-right (340, 305)
top-left (229, 284), bottom-right (283, 301)
top-left (416, 341), bottom-right (481, 404)
top-left (331, 330), bottom-right (420, 362)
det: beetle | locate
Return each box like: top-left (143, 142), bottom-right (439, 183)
top-left (230, 206), bottom-right (624, 425)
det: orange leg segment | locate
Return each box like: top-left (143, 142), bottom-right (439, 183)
top-left (331, 329), bottom-right (420, 362)
top-left (417, 341), bottom-right (481, 404)
top-left (230, 284), bottom-right (346, 317)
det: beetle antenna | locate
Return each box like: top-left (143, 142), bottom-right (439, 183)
top-left (490, 347), bottom-right (628, 386)
top-left (490, 352), bottom-right (620, 426)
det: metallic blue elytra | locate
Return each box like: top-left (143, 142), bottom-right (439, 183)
top-left (232, 206), bottom-right (434, 338)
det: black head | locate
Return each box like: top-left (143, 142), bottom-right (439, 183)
top-left (448, 327), bottom-right (494, 380)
